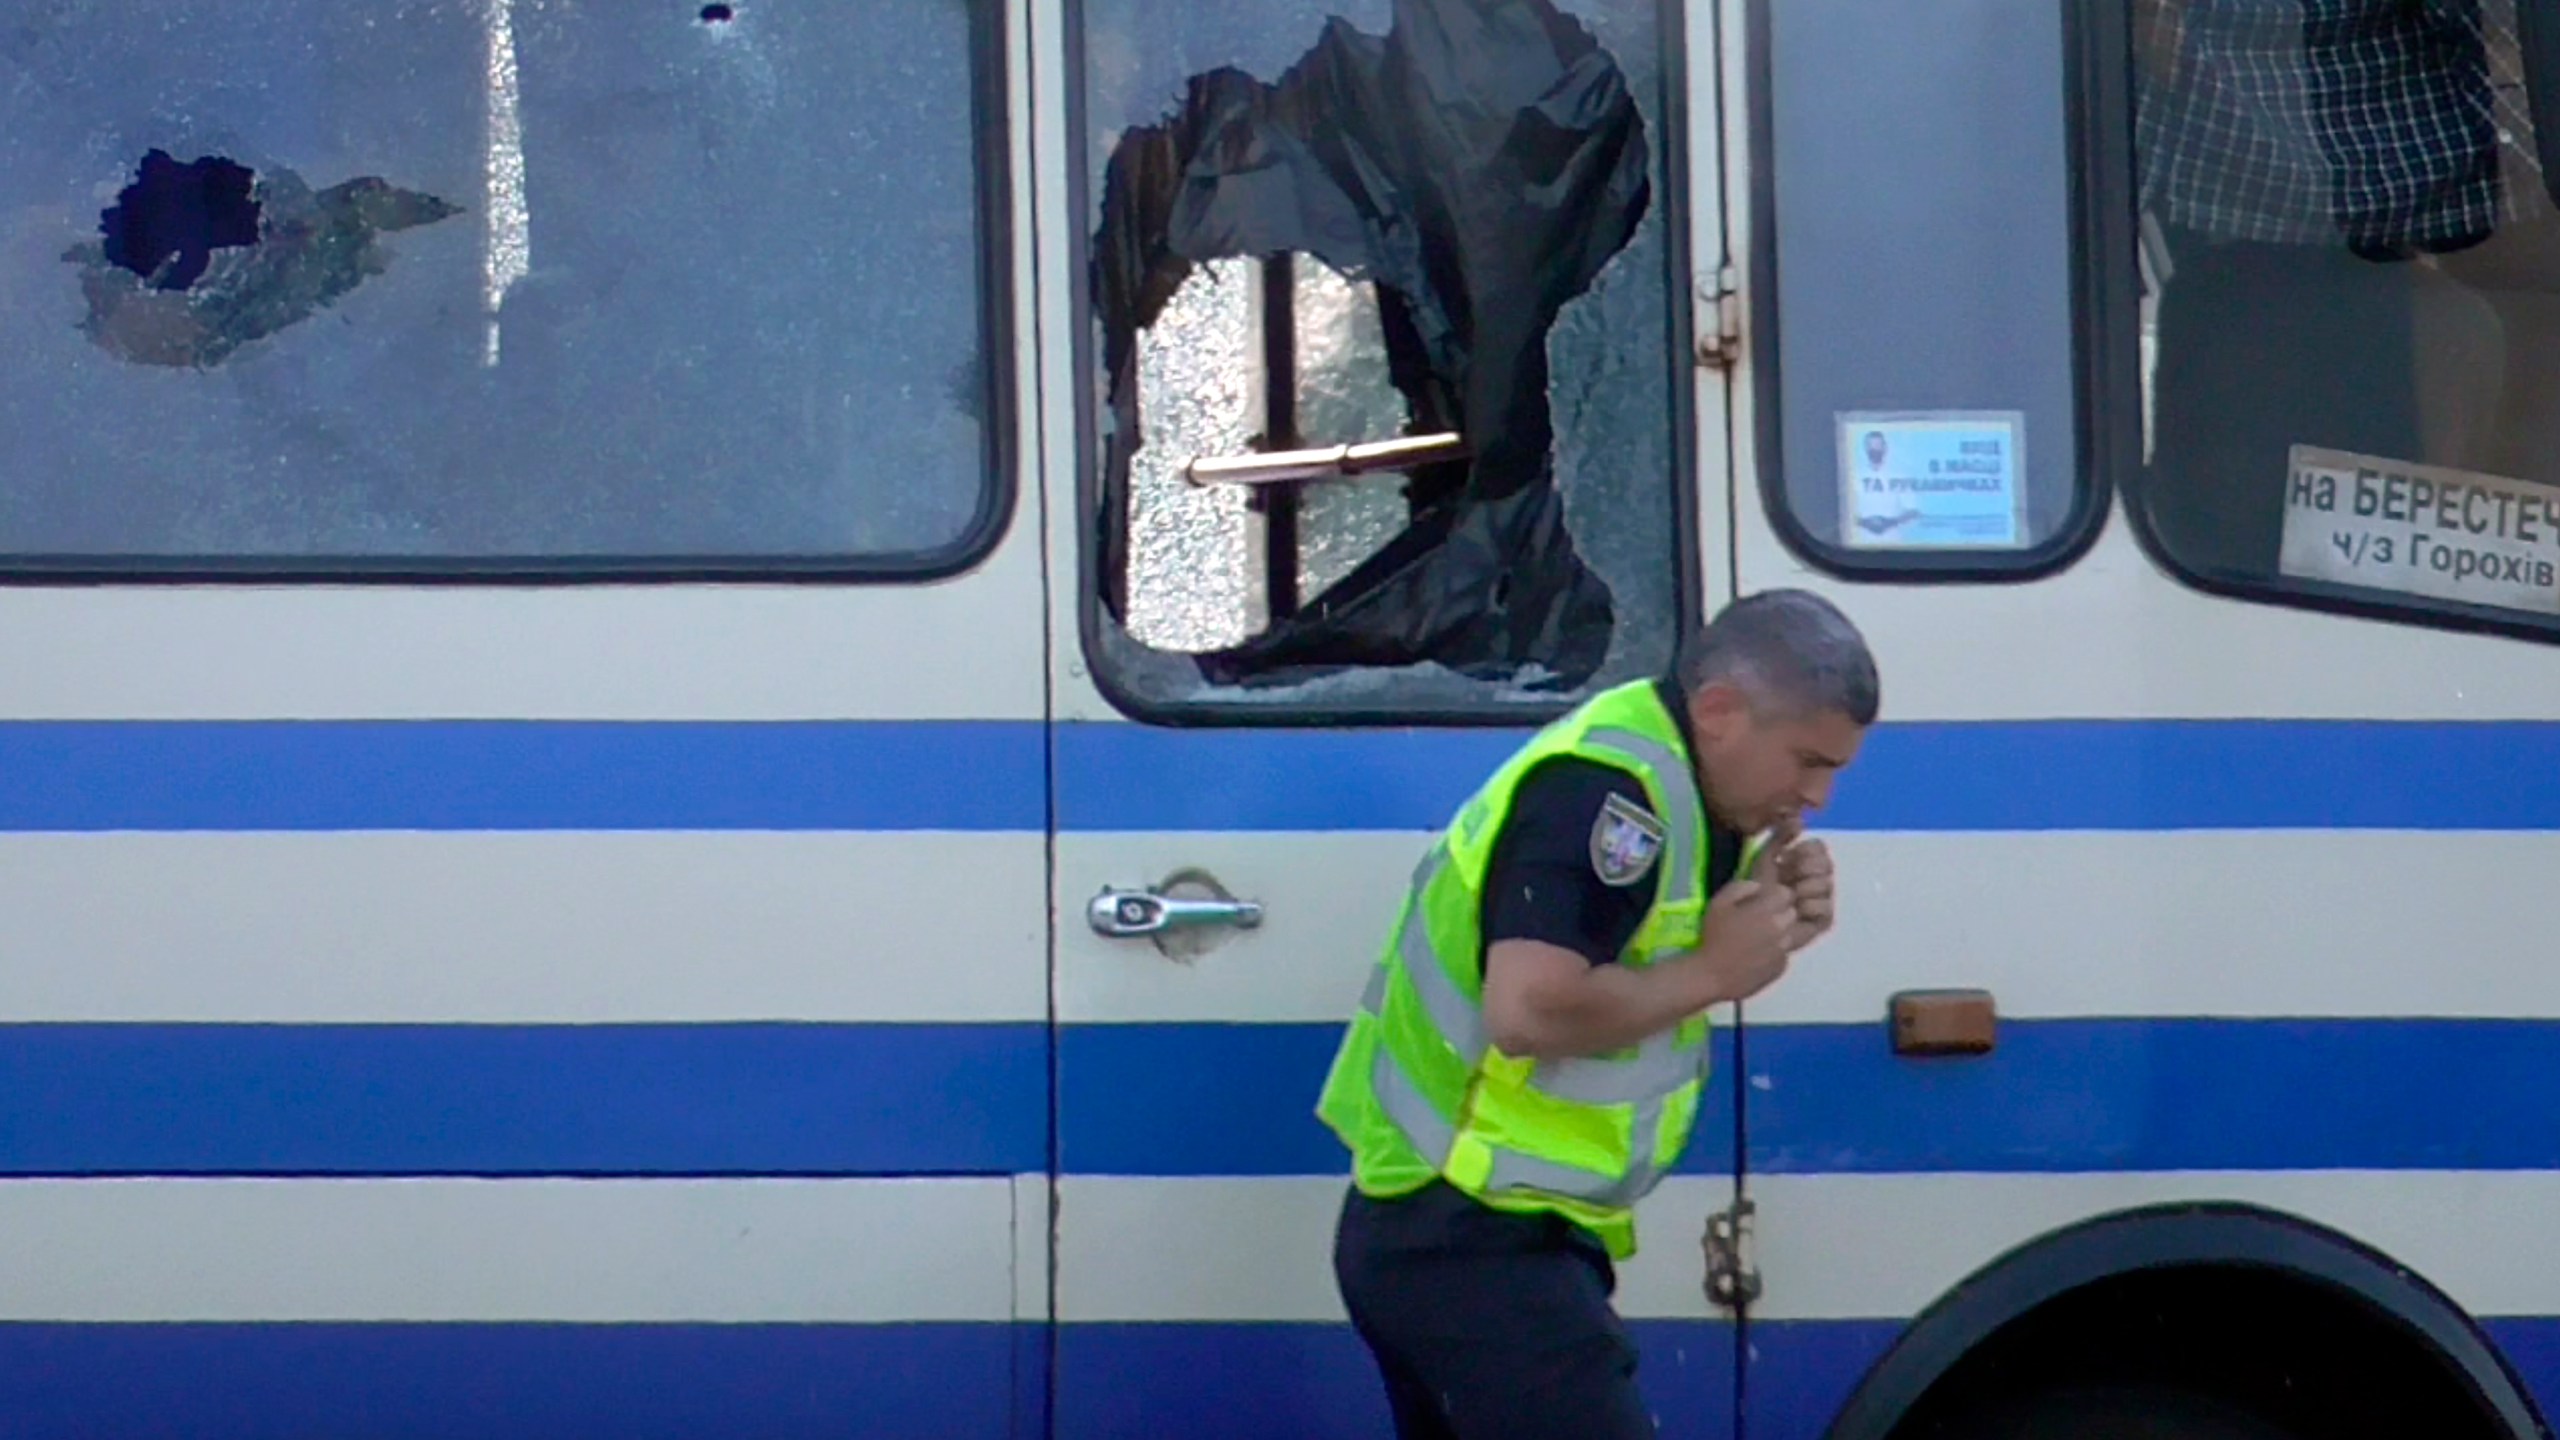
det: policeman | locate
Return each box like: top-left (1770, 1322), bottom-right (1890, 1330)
top-left (1315, 588), bottom-right (1879, 1440)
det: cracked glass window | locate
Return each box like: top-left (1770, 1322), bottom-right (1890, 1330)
top-left (1292, 260), bottom-right (1421, 610)
top-left (1080, 0), bottom-right (1692, 717)
top-left (1119, 253), bottom-right (1416, 656)
top-left (0, 0), bottom-right (1002, 574)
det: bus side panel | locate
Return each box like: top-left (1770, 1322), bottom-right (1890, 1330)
top-left (0, 603), bottom-right (1054, 1438)
top-left (0, 0), bottom-right (1058, 1428)
top-left (1727, 0), bottom-right (2560, 1434)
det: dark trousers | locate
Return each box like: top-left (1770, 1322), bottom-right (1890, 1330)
top-left (1332, 1181), bottom-right (1654, 1440)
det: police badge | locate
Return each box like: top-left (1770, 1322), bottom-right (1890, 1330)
top-left (1588, 792), bottom-right (1667, 888)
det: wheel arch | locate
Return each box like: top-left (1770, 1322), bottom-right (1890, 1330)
top-left (1814, 1200), bottom-right (2550, 1440)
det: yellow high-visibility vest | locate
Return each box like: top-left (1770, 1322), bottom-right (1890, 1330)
top-left (1314, 679), bottom-right (1761, 1259)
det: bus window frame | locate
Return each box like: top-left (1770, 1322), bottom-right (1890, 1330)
top-left (2108, 0), bottom-right (2560, 647)
top-left (1745, 0), bottom-right (2135, 586)
top-left (1066, 0), bottom-right (1706, 731)
top-left (0, 0), bottom-right (1019, 589)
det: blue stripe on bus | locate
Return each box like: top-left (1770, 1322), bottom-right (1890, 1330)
top-left (1053, 724), bottom-right (1525, 832)
top-left (23, 1015), bottom-right (2560, 1176)
top-left (1056, 718), bottom-right (2560, 832)
top-left (0, 1323), bottom-right (1037, 1440)
top-left (1054, 1320), bottom-right (1735, 1440)
top-left (1053, 1319), bottom-right (2560, 1440)
top-left (14, 1318), bottom-right (2546, 1440)
top-left (1064, 1017), bottom-right (2560, 1177)
top-left (1056, 1021), bottom-right (1740, 1177)
top-left (1741, 1017), bottom-right (2560, 1174)
top-left (1062, 1318), bottom-right (2560, 1440)
top-left (0, 715), bottom-right (2553, 832)
top-left (1735, 1319), bottom-right (2560, 1440)
top-left (0, 720), bottom-right (1047, 832)
top-left (1747, 1320), bottom-right (1905, 1440)
top-left (0, 1024), bottom-right (1046, 1176)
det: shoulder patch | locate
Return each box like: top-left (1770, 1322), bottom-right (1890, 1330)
top-left (1588, 791), bottom-right (1667, 888)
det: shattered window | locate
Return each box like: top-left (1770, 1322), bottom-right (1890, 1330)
top-left (1079, 0), bottom-right (1693, 717)
top-left (0, 0), bottom-right (1004, 575)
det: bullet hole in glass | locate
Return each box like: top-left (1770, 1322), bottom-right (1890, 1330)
top-left (63, 157), bottom-right (462, 369)
top-left (99, 150), bottom-right (261, 292)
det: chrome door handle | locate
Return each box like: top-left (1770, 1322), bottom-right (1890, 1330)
top-left (1088, 887), bottom-right (1264, 939)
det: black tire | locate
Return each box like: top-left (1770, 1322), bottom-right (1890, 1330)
top-left (1926, 1382), bottom-right (2307, 1440)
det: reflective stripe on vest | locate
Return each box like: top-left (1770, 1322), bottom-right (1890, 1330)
top-left (1362, 1034), bottom-right (1709, 1210)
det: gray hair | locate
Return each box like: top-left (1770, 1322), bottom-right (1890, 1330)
top-left (1674, 588), bottom-right (1880, 726)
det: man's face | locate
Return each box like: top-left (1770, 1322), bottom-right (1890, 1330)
top-left (1684, 682), bottom-right (1865, 834)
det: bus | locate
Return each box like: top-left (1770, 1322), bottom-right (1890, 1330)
top-left (3, 0), bottom-right (2556, 1435)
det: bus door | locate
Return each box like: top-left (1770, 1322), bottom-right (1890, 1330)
top-left (0, 2), bottom-right (1048, 1434)
top-left (1033, 0), bottom-right (1744, 1431)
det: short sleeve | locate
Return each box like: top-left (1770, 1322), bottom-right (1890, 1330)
top-left (1477, 757), bottom-right (1664, 969)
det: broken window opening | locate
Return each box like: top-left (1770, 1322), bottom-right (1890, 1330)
top-left (1089, 0), bottom-right (1679, 709)
top-left (1119, 252), bottom-right (1422, 655)
top-left (99, 150), bottom-right (263, 292)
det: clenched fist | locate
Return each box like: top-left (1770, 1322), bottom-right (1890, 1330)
top-left (1764, 816), bottom-right (1835, 952)
top-left (1696, 874), bottom-right (1797, 1003)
